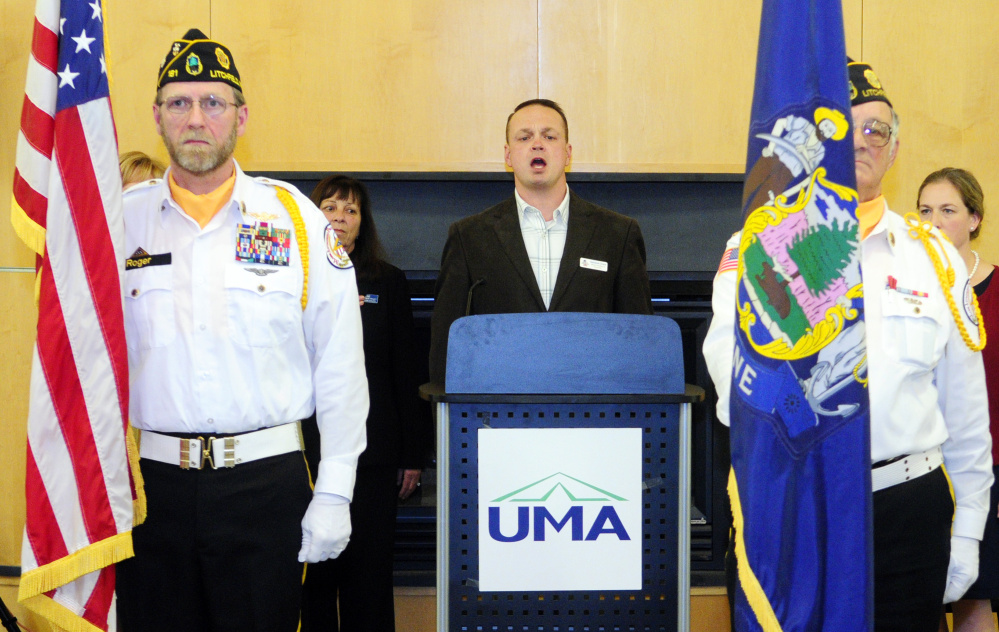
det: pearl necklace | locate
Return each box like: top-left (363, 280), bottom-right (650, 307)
top-left (970, 250), bottom-right (980, 281)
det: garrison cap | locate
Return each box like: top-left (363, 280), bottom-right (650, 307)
top-left (157, 28), bottom-right (242, 93)
top-left (848, 59), bottom-right (891, 108)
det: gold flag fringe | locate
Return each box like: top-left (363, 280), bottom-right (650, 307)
top-left (21, 593), bottom-right (107, 632)
top-left (19, 531), bottom-right (134, 601)
top-left (11, 195), bottom-right (46, 257)
top-left (127, 423), bottom-right (147, 525)
top-left (728, 468), bottom-right (784, 632)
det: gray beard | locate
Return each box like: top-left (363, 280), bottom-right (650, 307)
top-left (163, 122), bottom-right (238, 175)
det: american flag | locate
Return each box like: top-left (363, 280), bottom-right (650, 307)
top-left (11, 0), bottom-right (137, 630)
top-left (717, 246), bottom-right (739, 274)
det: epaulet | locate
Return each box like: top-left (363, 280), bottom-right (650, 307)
top-left (252, 175), bottom-right (299, 193)
top-left (902, 213), bottom-right (986, 352)
top-left (121, 179), bottom-right (163, 212)
top-left (123, 178), bottom-right (162, 195)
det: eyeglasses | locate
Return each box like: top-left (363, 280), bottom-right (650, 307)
top-left (859, 119), bottom-right (893, 147)
top-left (158, 95), bottom-right (231, 118)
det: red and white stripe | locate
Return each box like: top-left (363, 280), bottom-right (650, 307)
top-left (13, 1), bottom-right (132, 630)
top-left (717, 246), bottom-right (739, 274)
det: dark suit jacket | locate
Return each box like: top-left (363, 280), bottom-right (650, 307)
top-left (429, 192), bottom-right (653, 384)
top-left (358, 264), bottom-right (430, 469)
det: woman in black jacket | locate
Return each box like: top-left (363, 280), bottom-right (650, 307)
top-left (301, 175), bottom-right (430, 632)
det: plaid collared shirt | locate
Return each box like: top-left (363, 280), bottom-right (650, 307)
top-left (515, 188), bottom-right (570, 309)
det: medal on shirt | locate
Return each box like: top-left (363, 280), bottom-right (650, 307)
top-left (235, 222), bottom-right (291, 266)
top-left (886, 276), bottom-right (928, 300)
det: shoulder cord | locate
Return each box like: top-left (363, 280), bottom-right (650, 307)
top-left (274, 186), bottom-right (309, 311)
top-left (903, 213), bottom-right (986, 352)
top-left (852, 354), bottom-right (868, 387)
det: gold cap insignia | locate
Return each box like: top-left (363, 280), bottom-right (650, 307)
top-left (864, 69), bottom-right (882, 89)
top-left (215, 47), bottom-right (230, 70)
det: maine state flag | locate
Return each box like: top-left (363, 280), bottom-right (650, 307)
top-left (729, 0), bottom-right (872, 630)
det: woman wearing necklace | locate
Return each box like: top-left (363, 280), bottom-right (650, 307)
top-left (918, 167), bottom-right (998, 632)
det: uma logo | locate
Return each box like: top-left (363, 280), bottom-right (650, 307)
top-left (487, 472), bottom-right (631, 542)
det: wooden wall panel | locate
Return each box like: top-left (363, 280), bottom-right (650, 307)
top-left (538, 0), bottom-right (864, 173)
top-left (212, 0), bottom-right (539, 171)
top-left (538, 0), bottom-right (759, 173)
top-left (842, 0), bottom-right (863, 57)
top-left (0, 272), bottom-right (38, 567)
top-left (863, 0), bottom-right (999, 261)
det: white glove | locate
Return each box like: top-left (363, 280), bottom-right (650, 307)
top-left (943, 535), bottom-right (979, 604)
top-left (298, 492), bottom-right (351, 563)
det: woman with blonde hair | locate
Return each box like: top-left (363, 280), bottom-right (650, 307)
top-left (119, 151), bottom-right (165, 189)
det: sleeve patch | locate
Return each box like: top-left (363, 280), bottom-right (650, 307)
top-left (718, 247), bottom-right (739, 274)
top-left (963, 280), bottom-right (979, 326)
top-left (325, 224), bottom-right (354, 269)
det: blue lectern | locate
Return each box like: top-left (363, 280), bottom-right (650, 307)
top-left (429, 313), bottom-right (703, 632)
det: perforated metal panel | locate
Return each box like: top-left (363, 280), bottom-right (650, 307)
top-left (441, 401), bottom-right (686, 632)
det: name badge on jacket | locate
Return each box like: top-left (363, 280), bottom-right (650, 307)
top-left (580, 257), bottom-right (608, 272)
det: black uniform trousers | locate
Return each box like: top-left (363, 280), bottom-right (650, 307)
top-left (301, 465), bottom-right (399, 632)
top-left (872, 466), bottom-right (952, 631)
top-left (726, 466), bottom-right (953, 631)
top-left (116, 451), bottom-right (312, 632)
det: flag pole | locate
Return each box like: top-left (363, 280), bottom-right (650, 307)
top-left (0, 595), bottom-right (19, 632)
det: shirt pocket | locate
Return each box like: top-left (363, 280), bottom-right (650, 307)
top-left (880, 288), bottom-right (945, 371)
top-left (124, 265), bottom-right (176, 349)
top-left (224, 264), bottom-right (301, 348)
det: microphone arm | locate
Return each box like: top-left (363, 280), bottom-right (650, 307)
top-left (465, 278), bottom-right (485, 316)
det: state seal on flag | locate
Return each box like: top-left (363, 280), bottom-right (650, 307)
top-left (737, 168), bottom-right (862, 361)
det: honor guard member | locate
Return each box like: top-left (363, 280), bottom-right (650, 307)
top-left (703, 61), bottom-right (992, 631)
top-left (115, 29), bottom-right (368, 632)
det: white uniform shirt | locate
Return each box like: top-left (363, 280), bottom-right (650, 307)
top-left (515, 187), bottom-right (570, 308)
top-left (122, 162), bottom-right (368, 498)
top-left (703, 200), bottom-right (993, 539)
